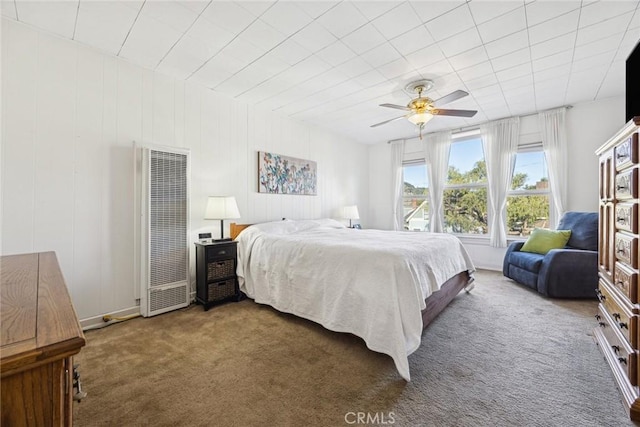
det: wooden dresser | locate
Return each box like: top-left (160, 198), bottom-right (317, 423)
top-left (594, 116), bottom-right (640, 420)
top-left (1, 252), bottom-right (86, 426)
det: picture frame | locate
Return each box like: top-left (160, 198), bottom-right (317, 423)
top-left (258, 151), bottom-right (317, 195)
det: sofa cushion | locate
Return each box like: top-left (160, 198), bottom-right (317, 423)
top-left (557, 211), bottom-right (598, 251)
top-left (508, 250), bottom-right (545, 273)
top-left (520, 228), bottom-right (572, 255)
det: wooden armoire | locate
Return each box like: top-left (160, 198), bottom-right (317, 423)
top-left (594, 116), bottom-right (640, 420)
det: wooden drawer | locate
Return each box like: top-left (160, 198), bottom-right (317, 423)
top-left (614, 261), bottom-right (639, 304)
top-left (598, 280), bottom-right (637, 347)
top-left (615, 132), bottom-right (639, 171)
top-left (616, 203), bottom-right (639, 234)
top-left (615, 232), bottom-right (639, 269)
top-left (596, 304), bottom-right (638, 386)
top-left (206, 244), bottom-right (237, 262)
top-left (615, 167), bottom-right (638, 200)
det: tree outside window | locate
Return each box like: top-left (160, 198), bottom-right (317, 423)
top-left (507, 150), bottom-right (549, 236)
top-left (402, 163), bottom-right (429, 231)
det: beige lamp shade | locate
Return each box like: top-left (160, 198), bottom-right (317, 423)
top-left (204, 196), bottom-right (240, 220)
top-left (343, 205), bottom-right (360, 220)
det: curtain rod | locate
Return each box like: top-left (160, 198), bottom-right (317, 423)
top-left (387, 105), bottom-right (573, 144)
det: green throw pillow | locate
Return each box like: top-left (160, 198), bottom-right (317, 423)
top-left (520, 228), bottom-right (572, 255)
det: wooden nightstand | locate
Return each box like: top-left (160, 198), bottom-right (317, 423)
top-left (194, 241), bottom-right (239, 311)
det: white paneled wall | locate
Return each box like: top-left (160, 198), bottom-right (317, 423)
top-left (1, 20), bottom-right (369, 321)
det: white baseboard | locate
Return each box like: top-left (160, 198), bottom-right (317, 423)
top-left (80, 306), bottom-right (140, 330)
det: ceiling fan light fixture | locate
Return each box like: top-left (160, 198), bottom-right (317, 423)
top-left (407, 112), bottom-right (433, 125)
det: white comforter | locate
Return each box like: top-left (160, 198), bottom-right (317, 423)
top-left (236, 219), bottom-right (475, 381)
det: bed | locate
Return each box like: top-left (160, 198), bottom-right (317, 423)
top-left (231, 219), bottom-right (475, 381)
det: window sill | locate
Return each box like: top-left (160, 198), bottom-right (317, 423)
top-left (455, 234), bottom-right (527, 246)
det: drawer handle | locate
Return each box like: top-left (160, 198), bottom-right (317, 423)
top-left (599, 322), bottom-right (607, 328)
top-left (595, 314), bottom-right (601, 321)
top-left (617, 217), bottom-right (627, 222)
top-left (217, 250), bottom-right (227, 255)
top-left (617, 249), bottom-right (627, 255)
top-left (619, 322), bottom-right (628, 330)
top-left (618, 357), bottom-right (627, 365)
top-left (612, 345), bottom-right (620, 354)
top-left (617, 153), bottom-right (628, 159)
top-left (617, 185), bottom-right (628, 191)
top-left (613, 313), bottom-right (621, 320)
top-left (616, 281), bottom-right (625, 287)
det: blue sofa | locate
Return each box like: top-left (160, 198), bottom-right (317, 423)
top-left (502, 211), bottom-right (598, 298)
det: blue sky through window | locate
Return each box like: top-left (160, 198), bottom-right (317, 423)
top-left (404, 138), bottom-right (547, 188)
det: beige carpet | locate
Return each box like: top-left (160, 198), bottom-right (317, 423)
top-left (74, 270), bottom-right (636, 426)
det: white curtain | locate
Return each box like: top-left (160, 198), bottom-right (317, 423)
top-left (391, 140), bottom-right (406, 231)
top-left (539, 108), bottom-right (568, 227)
top-left (423, 131), bottom-right (452, 233)
top-left (481, 118), bottom-right (520, 247)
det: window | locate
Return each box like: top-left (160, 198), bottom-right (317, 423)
top-left (507, 148), bottom-right (550, 237)
top-left (444, 136), bottom-right (488, 234)
top-left (402, 162), bottom-right (429, 231)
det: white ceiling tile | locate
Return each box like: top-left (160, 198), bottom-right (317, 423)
top-left (356, 69), bottom-right (389, 88)
top-left (187, 17), bottom-right (235, 51)
top-left (530, 32), bottom-right (576, 60)
top-left (490, 48), bottom-right (531, 72)
top-left (269, 39), bottom-right (311, 66)
top-left (190, 57), bottom-right (237, 89)
top-left (247, 54), bottom-right (290, 79)
top-left (215, 74), bottom-right (257, 98)
top-left (463, 73), bottom-right (499, 92)
top-left (415, 59), bottom-right (455, 80)
top-left (74, 2), bottom-right (139, 55)
top-left (499, 74), bottom-right (534, 92)
top-left (528, 10), bottom-right (580, 45)
top-left (286, 56), bottom-right (333, 84)
top-left (296, 1), bottom-right (340, 19)
top-left (579, 1), bottom-right (638, 28)
top-left (571, 50), bottom-right (616, 73)
top-left (405, 43), bottom-right (446, 69)
top-left (341, 24), bottom-right (387, 55)
top-left (372, 3), bottom-right (423, 40)
top-left (156, 43), bottom-right (205, 80)
top-left (484, 30), bottom-right (529, 59)
top-left (616, 30), bottom-right (640, 60)
top-left (410, 1), bottom-right (466, 24)
top-left (576, 14), bottom-right (634, 47)
top-left (424, 4), bottom-right (476, 42)
top-left (437, 27), bottom-right (483, 58)
top-left (457, 61), bottom-right (495, 82)
top-left (389, 25), bottom-right (436, 56)
top-left (222, 37), bottom-right (264, 67)
top-left (290, 21), bottom-right (337, 53)
top-left (525, 1), bottom-right (582, 27)
top-left (597, 61), bottom-right (626, 98)
top-left (179, 1), bottom-right (211, 15)
top-left (468, 1), bottom-right (523, 24)
top-left (496, 63), bottom-right (533, 83)
top-left (140, 1), bottom-right (199, 33)
top-left (259, 2), bottom-right (312, 36)
top-left (237, 1), bottom-right (277, 17)
top-left (447, 46), bottom-right (490, 70)
top-left (353, 1), bottom-right (400, 21)
top-left (477, 7), bottom-right (527, 44)
top-left (316, 2), bottom-right (368, 38)
top-left (360, 42), bottom-right (402, 68)
top-left (200, 2), bottom-right (256, 34)
top-left (335, 57), bottom-right (373, 79)
top-left (573, 32), bottom-right (624, 61)
top-left (1, 1), bottom-right (17, 19)
top-left (534, 63), bottom-right (572, 84)
top-left (119, 14), bottom-right (183, 69)
top-left (315, 41), bottom-right (356, 67)
top-left (378, 57), bottom-right (415, 80)
top-left (16, 0), bottom-right (78, 39)
top-left (471, 84), bottom-right (504, 102)
top-left (241, 19), bottom-right (287, 52)
top-left (531, 50), bottom-right (573, 73)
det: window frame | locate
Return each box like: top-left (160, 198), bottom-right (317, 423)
top-left (402, 160), bottom-right (430, 231)
top-left (443, 131), bottom-right (490, 237)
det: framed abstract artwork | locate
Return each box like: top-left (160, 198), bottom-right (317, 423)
top-left (258, 151), bottom-right (317, 195)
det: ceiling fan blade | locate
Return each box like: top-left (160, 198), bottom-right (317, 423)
top-left (370, 115), bottom-right (406, 128)
top-left (380, 103), bottom-right (411, 111)
top-left (433, 90), bottom-right (469, 106)
top-left (432, 108), bottom-right (477, 118)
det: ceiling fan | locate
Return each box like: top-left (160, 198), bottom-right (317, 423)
top-left (371, 79), bottom-right (477, 139)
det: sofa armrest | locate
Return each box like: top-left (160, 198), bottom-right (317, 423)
top-left (503, 241), bottom-right (526, 276)
top-left (537, 249), bottom-right (598, 298)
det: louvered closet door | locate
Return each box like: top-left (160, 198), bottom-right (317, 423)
top-left (148, 150), bottom-right (189, 313)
